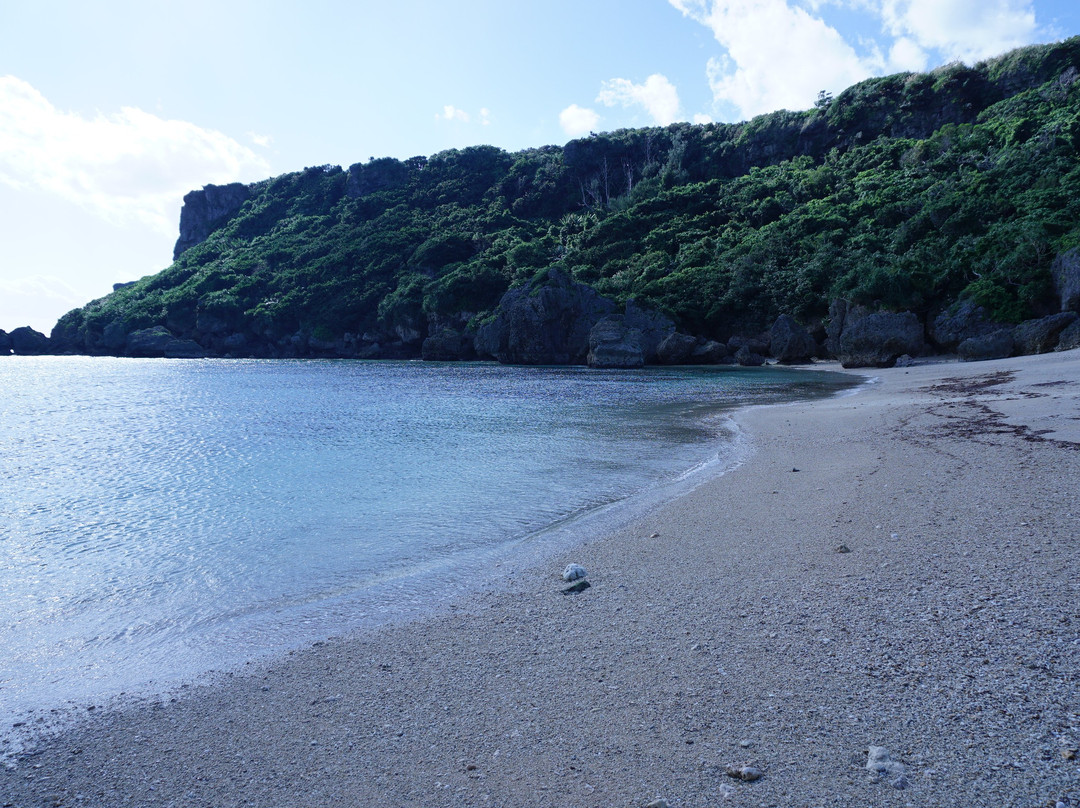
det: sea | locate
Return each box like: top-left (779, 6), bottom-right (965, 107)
top-left (0, 356), bottom-right (858, 745)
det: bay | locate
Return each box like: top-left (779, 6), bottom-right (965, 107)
top-left (0, 357), bottom-right (857, 737)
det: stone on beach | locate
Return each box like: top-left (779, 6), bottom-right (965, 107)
top-left (561, 563), bottom-right (587, 582)
top-left (724, 763), bottom-right (763, 781)
top-left (866, 746), bottom-right (905, 781)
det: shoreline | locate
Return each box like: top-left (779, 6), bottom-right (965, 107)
top-left (4, 352), bottom-right (1079, 807)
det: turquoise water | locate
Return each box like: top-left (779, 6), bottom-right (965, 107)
top-left (0, 357), bottom-right (856, 731)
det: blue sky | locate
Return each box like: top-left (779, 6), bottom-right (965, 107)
top-left (2, 0), bottom-right (1078, 333)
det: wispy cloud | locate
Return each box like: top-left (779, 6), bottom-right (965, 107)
top-left (248, 131), bottom-right (274, 148)
top-left (559, 104), bottom-right (601, 137)
top-left (438, 105), bottom-right (471, 123)
top-left (597, 74), bottom-right (682, 125)
top-left (0, 76), bottom-right (270, 235)
top-left (671, 0), bottom-right (882, 119)
top-left (879, 0), bottom-right (1037, 64)
top-left (668, 0), bottom-right (1042, 121)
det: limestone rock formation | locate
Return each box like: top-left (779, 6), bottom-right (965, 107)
top-left (957, 329), bottom-right (1014, 361)
top-left (9, 326), bottom-right (50, 355)
top-left (474, 269), bottom-right (616, 364)
top-left (1012, 311), bottom-right (1079, 355)
top-left (656, 333), bottom-right (698, 364)
top-left (1052, 247), bottom-right (1080, 312)
top-left (126, 326), bottom-right (176, 357)
top-left (173, 183), bottom-right (250, 259)
top-left (929, 299), bottom-right (1001, 352)
top-left (839, 311), bottom-right (924, 368)
top-left (769, 315), bottom-right (817, 364)
top-left (587, 317), bottom-right (645, 368)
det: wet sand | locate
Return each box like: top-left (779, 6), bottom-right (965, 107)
top-left (3, 352), bottom-right (1079, 808)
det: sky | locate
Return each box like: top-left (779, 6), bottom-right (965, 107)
top-left (1, 0), bottom-right (1078, 334)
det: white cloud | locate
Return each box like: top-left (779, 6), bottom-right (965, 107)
top-left (559, 104), bottom-right (601, 137)
top-left (669, 0), bottom-right (1045, 123)
top-left (439, 105), bottom-right (471, 123)
top-left (887, 35), bottom-right (929, 72)
top-left (879, 0), bottom-right (1037, 64)
top-left (693, 113), bottom-right (715, 124)
top-left (596, 74), bottom-right (681, 125)
top-left (248, 131), bottom-right (273, 148)
top-left (0, 76), bottom-right (270, 236)
top-left (480, 108), bottom-right (492, 126)
top-left (670, 0), bottom-right (881, 120)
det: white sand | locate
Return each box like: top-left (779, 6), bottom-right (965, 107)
top-left (3, 352), bottom-right (1079, 808)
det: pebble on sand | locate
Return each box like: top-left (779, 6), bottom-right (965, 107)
top-left (562, 563), bottom-right (587, 582)
top-left (866, 746), bottom-right (906, 788)
top-left (724, 764), bottom-right (763, 781)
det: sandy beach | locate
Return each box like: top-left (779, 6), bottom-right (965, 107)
top-left (3, 352), bottom-right (1078, 808)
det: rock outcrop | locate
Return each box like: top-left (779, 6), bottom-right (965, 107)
top-left (1012, 311), bottom-right (1079, 355)
top-left (769, 315), bottom-right (817, 363)
top-left (587, 317), bottom-right (645, 368)
top-left (958, 329), bottom-right (1014, 361)
top-left (173, 183), bottom-right (250, 259)
top-left (929, 299), bottom-right (1001, 352)
top-left (656, 333), bottom-right (698, 364)
top-left (474, 269), bottom-right (616, 364)
top-left (126, 326), bottom-right (176, 357)
top-left (1052, 247), bottom-right (1080, 312)
top-left (692, 340), bottom-right (731, 364)
top-left (421, 328), bottom-right (472, 361)
top-left (839, 311), bottom-right (924, 368)
top-left (734, 345), bottom-right (767, 366)
top-left (826, 299), bottom-right (867, 358)
top-left (1056, 319), bottom-right (1080, 351)
top-left (9, 326), bottom-right (50, 355)
top-left (0, 329), bottom-right (11, 355)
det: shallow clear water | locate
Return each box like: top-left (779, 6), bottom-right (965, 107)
top-left (0, 357), bottom-right (856, 726)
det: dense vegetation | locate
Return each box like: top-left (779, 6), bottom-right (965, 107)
top-left (54, 38), bottom-right (1080, 356)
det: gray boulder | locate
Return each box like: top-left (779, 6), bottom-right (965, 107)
top-left (728, 334), bottom-right (769, 357)
top-left (422, 328), bottom-right (471, 361)
top-left (691, 340), bottom-right (732, 364)
top-left (622, 299), bottom-right (674, 363)
top-left (825, 299), bottom-right (868, 358)
top-left (839, 311), bottom-right (924, 368)
top-left (0, 329), bottom-right (11, 354)
top-left (1052, 247), bottom-right (1080, 312)
top-left (173, 183), bottom-right (249, 259)
top-left (126, 326), bottom-right (175, 357)
top-left (9, 326), bottom-right (50, 355)
top-left (1055, 319), bottom-right (1080, 352)
top-left (475, 269), bottom-right (616, 365)
top-left (930, 299), bottom-right (1000, 352)
top-left (734, 345), bottom-right (766, 366)
top-left (656, 332), bottom-right (697, 364)
top-left (587, 317), bottom-right (645, 368)
top-left (1012, 311), bottom-right (1079, 355)
top-left (958, 329), bottom-right (1014, 362)
top-left (769, 315), bottom-right (817, 364)
top-left (163, 339), bottom-right (208, 358)
top-left (101, 320), bottom-right (129, 352)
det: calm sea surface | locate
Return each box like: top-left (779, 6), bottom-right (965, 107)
top-left (0, 357), bottom-right (857, 732)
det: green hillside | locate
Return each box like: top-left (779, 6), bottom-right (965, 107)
top-left (50, 37), bottom-right (1080, 360)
